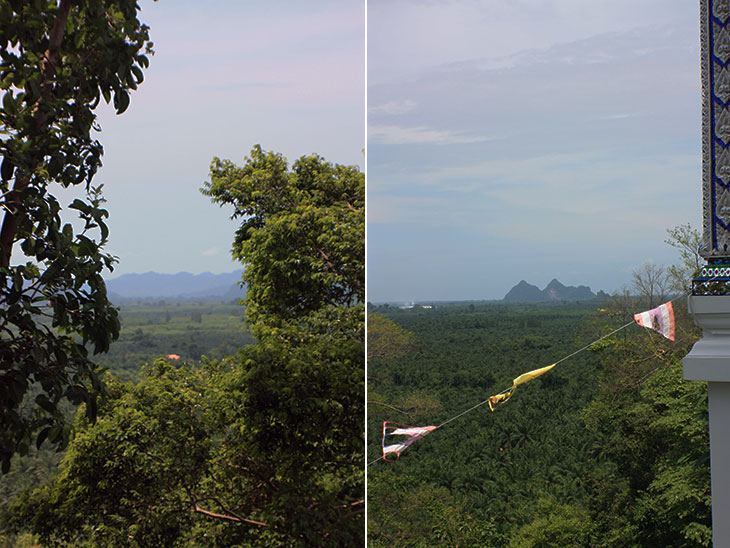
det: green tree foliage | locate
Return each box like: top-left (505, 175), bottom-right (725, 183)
top-left (367, 289), bottom-right (710, 544)
top-left (3, 364), bottom-right (215, 547)
top-left (509, 498), bottom-right (597, 548)
top-left (368, 476), bottom-right (500, 547)
top-left (510, 227), bottom-right (710, 547)
top-left (665, 223), bottom-right (702, 293)
top-left (201, 147), bottom-right (365, 542)
top-left (367, 313), bottom-right (439, 419)
top-left (202, 145), bottom-right (364, 329)
top-left (3, 148), bottom-right (364, 547)
top-left (576, 305), bottom-right (711, 547)
top-left (367, 312), bottom-right (415, 361)
top-left (367, 302), bottom-right (607, 545)
top-left (0, 0), bottom-right (153, 471)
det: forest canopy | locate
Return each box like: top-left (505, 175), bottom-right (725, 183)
top-left (367, 299), bottom-right (709, 547)
top-left (367, 227), bottom-right (711, 547)
top-left (1, 147), bottom-right (365, 547)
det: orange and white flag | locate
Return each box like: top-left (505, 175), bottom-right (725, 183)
top-left (382, 421), bottom-right (438, 461)
top-left (634, 301), bottom-right (675, 341)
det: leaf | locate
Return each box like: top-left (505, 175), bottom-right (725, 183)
top-left (114, 89), bottom-right (130, 114)
top-left (85, 394), bottom-right (98, 422)
top-left (68, 198), bottom-right (90, 214)
top-left (35, 394), bottom-right (57, 414)
top-left (131, 65), bottom-right (144, 84)
top-left (65, 385), bottom-right (86, 405)
top-left (36, 426), bottom-right (51, 449)
top-left (1, 155), bottom-right (13, 180)
top-left (99, 219), bottom-right (109, 241)
top-left (8, 375), bottom-right (26, 405)
top-left (2, 90), bottom-right (14, 114)
top-left (47, 424), bottom-right (63, 444)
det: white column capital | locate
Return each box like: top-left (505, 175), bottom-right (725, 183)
top-left (683, 295), bottom-right (730, 382)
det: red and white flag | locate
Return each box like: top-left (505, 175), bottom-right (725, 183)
top-left (634, 301), bottom-right (675, 341)
top-left (382, 421), bottom-right (437, 461)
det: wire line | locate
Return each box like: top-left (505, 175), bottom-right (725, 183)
top-left (370, 294), bottom-right (688, 466)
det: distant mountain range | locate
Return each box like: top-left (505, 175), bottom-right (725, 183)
top-left (106, 270), bottom-right (245, 301)
top-left (503, 279), bottom-right (607, 303)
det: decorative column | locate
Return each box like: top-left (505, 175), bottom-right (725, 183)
top-left (684, 1), bottom-right (730, 545)
top-left (696, 0), bottom-right (730, 264)
top-left (683, 297), bottom-right (730, 545)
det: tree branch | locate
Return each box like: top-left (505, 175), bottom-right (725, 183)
top-left (193, 503), bottom-right (269, 527)
top-left (367, 400), bottom-right (411, 417)
top-left (0, 0), bottom-right (74, 268)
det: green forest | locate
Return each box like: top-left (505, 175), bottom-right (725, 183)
top-left (0, 300), bottom-right (254, 502)
top-left (94, 301), bottom-right (255, 382)
top-left (367, 297), bottom-right (710, 547)
top-left (0, 144), bottom-right (364, 546)
top-left (0, 2), bottom-right (714, 547)
top-left (0, 3), bottom-right (364, 546)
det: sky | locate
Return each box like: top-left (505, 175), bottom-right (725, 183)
top-left (367, 0), bottom-right (703, 302)
top-left (63, 0), bottom-right (365, 279)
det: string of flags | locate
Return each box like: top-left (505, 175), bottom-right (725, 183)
top-left (376, 300), bottom-right (678, 464)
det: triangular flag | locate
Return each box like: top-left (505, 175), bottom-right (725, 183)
top-left (513, 363), bottom-right (557, 386)
top-left (489, 363), bottom-right (556, 411)
top-left (634, 301), bottom-right (675, 341)
top-left (382, 421), bottom-right (437, 461)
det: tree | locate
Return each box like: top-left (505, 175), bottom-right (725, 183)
top-left (2, 147), bottom-right (365, 546)
top-left (2, 363), bottom-right (217, 547)
top-left (632, 261), bottom-right (669, 309)
top-left (200, 146), bottom-right (365, 544)
top-left (367, 312), bottom-right (416, 362)
top-left (202, 145), bottom-right (364, 329)
top-left (368, 477), bottom-right (500, 548)
top-left (665, 223), bottom-right (702, 293)
top-left (0, 1), bottom-right (153, 470)
top-left (509, 498), bottom-right (597, 548)
top-left (580, 357), bottom-right (711, 547)
top-left (536, 227), bottom-right (710, 547)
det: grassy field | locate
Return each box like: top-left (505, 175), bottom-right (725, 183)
top-left (96, 299), bottom-right (255, 381)
top-left (0, 299), bottom-right (256, 505)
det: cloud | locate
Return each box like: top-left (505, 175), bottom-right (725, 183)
top-left (597, 113), bottom-right (637, 120)
top-left (368, 99), bottom-right (417, 115)
top-left (369, 124), bottom-right (493, 145)
top-left (367, 0), bottom-right (704, 301)
top-left (368, 0), bottom-right (697, 82)
top-left (368, 148), bottom-right (701, 262)
top-left (202, 247), bottom-right (220, 257)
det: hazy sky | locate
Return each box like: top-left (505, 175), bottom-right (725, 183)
top-left (367, 0), bottom-right (703, 302)
top-left (65, 0), bottom-right (364, 278)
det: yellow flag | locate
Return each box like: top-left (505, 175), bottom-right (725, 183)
top-left (488, 363), bottom-right (556, 411)
top-left (488, 391), bottom-right (513, 411)
top-left (512, 363), bottom-right (556, 386)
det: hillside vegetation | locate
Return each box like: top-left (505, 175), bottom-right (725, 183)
top-left (367, 298), bottom-right (710, 547)
top-left (0, 300), bottom-right (255, 507)
top-left (1, 147), bottom-right (364, 547)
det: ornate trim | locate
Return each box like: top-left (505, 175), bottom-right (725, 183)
top-left (693, 258), bottom-right (730, 294)
top-left (702, 0), bottom-right (712, 255)
top-left (701, 0), bottom-right (730, 257)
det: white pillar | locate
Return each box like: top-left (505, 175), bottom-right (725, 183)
top-left (683, 295), bottom-right (730, 546)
